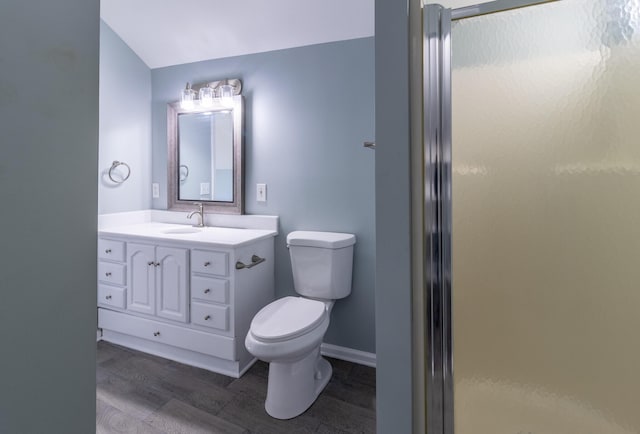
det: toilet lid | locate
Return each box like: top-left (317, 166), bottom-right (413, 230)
top-left (251, 296), bottom-right (327, 343)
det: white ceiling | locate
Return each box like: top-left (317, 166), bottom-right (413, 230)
top-left (100, 0), bottom-right (375, 69)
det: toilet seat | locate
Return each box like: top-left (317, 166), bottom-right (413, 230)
top-left (250, 296), bottom-right (327, 343)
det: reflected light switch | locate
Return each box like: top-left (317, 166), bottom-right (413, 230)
top-left (200, 183), bottom-right (210, 195)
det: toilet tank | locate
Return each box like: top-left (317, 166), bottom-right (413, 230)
top-left (287, 231), bottom-right (356, 300)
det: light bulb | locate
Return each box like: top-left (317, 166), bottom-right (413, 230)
top-left (219, 84), bottom-right (234, 107)
top-left (180, 83), bottom-right (195, 109)
top-left (199, 86), bottom-right (214, 107)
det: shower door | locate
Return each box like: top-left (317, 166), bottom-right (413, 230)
top-left (419, 0), bottom-right (640, 433)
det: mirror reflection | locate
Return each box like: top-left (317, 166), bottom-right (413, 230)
top-left (178, 110), bottom-right (234, 202)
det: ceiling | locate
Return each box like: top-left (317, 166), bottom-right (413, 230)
top-left (100, 0), bottom-right (375, 69)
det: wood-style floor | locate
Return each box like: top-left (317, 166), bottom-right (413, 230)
top-left (97, 341), bottom-right (376, 433)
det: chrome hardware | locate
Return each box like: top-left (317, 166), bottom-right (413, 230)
top-left (204, 289), bottom-right (211, 294)
top-left (235, 255), bottom-right (266, 270)
top-left (154, 262), bottom-right (160, 267)
top-left (179, 164), bottom-right (189, 182)
top-left (364, 141), bottom-right (376, 149)
top-left (153, 331), bottom-right (160, 337)
top-left (187, 202), bottom-right (205, 227)
top-left (105, 249), bottom-right (112, 254)
top-left (148, 261), bottom-right (154, 266)
top-left (105, 272), bottom-right (112, 277)
top-left (108, 160), bottom-right (131, 184)
top-left (204, 315), bottom-right (211, 321)
top-left (106, 295), bottom-right (112, 300)
top-left (204, 261), bottom-right (211, 267)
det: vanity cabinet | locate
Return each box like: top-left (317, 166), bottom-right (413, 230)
top-left (97, 225), bottom-right (275, 378)
top-left (127, 243), bottom-right (188, 323)
top-left (98, 239), bottom-right (127, 310)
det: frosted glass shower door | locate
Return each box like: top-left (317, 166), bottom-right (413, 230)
top-left (451, 0), bottom-right (640, 432)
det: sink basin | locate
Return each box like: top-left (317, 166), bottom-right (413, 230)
top-left (162, 227), bottom-right (202, 234)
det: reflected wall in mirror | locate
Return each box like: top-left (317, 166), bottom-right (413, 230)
top-left (178, 110), bottom-right (233, 202)
top-left (167, 93), bottom-right (243, 214)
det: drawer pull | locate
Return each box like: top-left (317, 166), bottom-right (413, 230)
top-left (204, 261), bottom-right (211, 267)
top-left (105, 295), bottom-right (112, 300)
top-left (154, 262), bottom-right (160, 267)
top-left (105, 249), bottom-right (112, 254)
top-left (153, 331), bottom-right (161, 337)
top-left (236, 255), bottom-right (266, 270)
top-left (204, 315), bottom-right (211, 321)
top-left (105, 272), bottom-right (112, 277)
top-left (204, 288), bottom-right (211, 294)
top-left (148, 261), bottom-right (154, 266)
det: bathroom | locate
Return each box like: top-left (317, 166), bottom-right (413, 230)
top-left (96, 0), bottom-right (376, 431)
top-left (4, 0), bottom-right (640, 433)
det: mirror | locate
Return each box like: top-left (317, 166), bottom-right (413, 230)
top-left (167, 95), bottom-right (243, 214)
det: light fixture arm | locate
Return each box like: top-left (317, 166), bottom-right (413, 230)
top-left (190, 78), bottom-right (242, 96)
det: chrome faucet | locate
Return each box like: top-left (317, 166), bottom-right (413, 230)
top-left (187, 203), bottom-right (205, 227)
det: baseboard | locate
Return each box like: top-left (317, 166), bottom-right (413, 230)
top-left (321, 343), bottom-right (376, 368)
top-left (96, 329), bottom-right (102, 342)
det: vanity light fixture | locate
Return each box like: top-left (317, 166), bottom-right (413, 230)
top-left (179, 78), bottom-right (242, 110)
top-left (180, 83), bottom-right (196, 109)
top-left (219, 84), bottom-right (234, 107)
top-left (199, 86), bottom-right (214, 107)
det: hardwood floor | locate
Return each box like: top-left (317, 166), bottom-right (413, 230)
top-left (96, 341), bottom-right (376, 433)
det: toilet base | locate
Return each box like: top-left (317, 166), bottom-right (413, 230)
top-left (264, 347), bottom-right (333, 419)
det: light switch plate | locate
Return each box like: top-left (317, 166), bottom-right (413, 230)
top-left (200, 182), bottom-right (210, 195)
top-left (257, 183), bottom-right (267, 202)
top-left (152, 183), bottom-right (159, 198)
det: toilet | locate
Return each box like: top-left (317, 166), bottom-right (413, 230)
top-left (245, 230), bottom-right (356, 419)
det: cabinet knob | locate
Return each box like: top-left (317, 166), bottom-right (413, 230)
top-left (204, 261), bottom-right (211, 267)
top-left (153, 331), bottom-right (160, 337)
top-left (105, 249), bottom-right (112, 254)
top-left (105, 272), bottom-right (112, 277)
top-left (204, 315), bottom-right (211, 321)
top-left (106, 295), bottom-right (112, 300)
top-left (204, 288), bottom-right (211, 294)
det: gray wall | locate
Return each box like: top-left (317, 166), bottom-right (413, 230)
top-left (375, 0), bottom-right (414, 431)
top-left (99, 21), bottom-right (152, 214)
top-left (151, 38), bottom-right (376, 353)
top-left (0, 1), bottom-right (99, 433)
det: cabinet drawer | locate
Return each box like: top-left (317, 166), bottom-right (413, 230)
top-left (191, 250), bottom-right (228, 276)
top-left (191, 302), bottom-right (229, 332)
top-left (98, 284), bottom-right (126, 309)
top-left (98, 261), bottom-right (126, 286)
top-left (98, 239), bottom-right (125, 262)
top-left (191, 276), bottom-right (229, 304)
top-left (98, 308), bottom-right (235, 360)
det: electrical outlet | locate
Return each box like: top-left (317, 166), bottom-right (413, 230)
top-left (152, 183), bottom-right (159, 198)
top-left (257, 183), bottom-right (267, 202)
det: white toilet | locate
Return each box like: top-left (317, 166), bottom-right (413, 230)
top-left (245, 230), bottom-right (356, 419)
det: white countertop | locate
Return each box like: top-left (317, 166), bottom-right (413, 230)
top-left (99, 222), bottom-right (277, 248)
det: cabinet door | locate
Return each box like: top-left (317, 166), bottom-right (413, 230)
top-left (127, 243), bottom-right (155, 316)
top-left (155, 246), bottom-right (189, 323)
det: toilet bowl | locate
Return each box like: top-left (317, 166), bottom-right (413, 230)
top-left (245, 231), bottom-right (355, 420)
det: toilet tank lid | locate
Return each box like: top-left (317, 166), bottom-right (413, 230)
top-left (287, 231), bottom-right (356, 249)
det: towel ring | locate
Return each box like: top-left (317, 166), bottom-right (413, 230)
top-left (179, 164), bottom-right (189, 182)
top-left (108, 161), bottom-right (131, 184)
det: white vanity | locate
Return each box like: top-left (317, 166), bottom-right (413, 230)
top-left (97, 220), bottom-right (276, 378)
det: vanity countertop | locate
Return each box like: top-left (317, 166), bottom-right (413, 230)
top-left (99, 222), bottom-right (277, 248)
